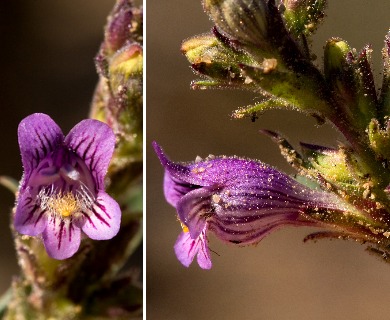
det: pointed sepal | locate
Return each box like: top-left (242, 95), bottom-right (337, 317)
top-left (260, 130), bottom-right (307, 172)
top-left (232, 97), bottom-right (294, 119)
top-left (379, 31), bottom-right (390, 119)
top-left (355, 45), bottom-right (378, 123)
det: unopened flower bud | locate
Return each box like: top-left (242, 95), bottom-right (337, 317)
top-left (324, 38), bottom-right (350, 78)
top-left (202, 0), bottom-right (269, 49)
top-left (282, 0), bottom-right (327, 36)
top-left (109, 43), bottom-right (143, 89)
top-left (181, 33), bottom-right (257, 84)
top-left (324, 39), bottom-right (377, 127)
top-left (283, 0), bottom-right (302, 10)
top-left (105, 0), bottom-right (142, 55)
top-left (324, 38), bottom-right (355, 103)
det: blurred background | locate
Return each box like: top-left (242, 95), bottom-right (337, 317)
top-left (0, 1), bottom-right (117, 296)
top-left (147, 1), bottom-right (390, 319)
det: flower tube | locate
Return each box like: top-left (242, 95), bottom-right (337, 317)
top-left (154, 142), bottom-right (347, 269)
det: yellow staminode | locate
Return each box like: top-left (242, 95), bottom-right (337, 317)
top-left (177, 215), bottom-right (189, 233)
top-left (180, 221), bottom-right (189, 233)
top-left (47, 192), bottom-right (80, 218)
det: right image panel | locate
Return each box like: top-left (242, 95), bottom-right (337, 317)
top-left (147, 1), bottom-right (390, 319)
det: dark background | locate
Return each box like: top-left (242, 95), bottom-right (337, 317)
top-left (147, 1), bottom-right (390, 319)
top-left (0, 1), bottom-right (116, 295)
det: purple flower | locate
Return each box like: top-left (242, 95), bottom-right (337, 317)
top-left (15, 113), bottom-right (121, 260)
top-left (153, 142), bottom-right (347, 269)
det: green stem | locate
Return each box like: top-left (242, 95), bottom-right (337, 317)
top-left (0, 176), bottom-right (18, 194)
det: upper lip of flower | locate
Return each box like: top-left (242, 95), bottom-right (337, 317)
top-left (14, 113), bottom-right (122, 260)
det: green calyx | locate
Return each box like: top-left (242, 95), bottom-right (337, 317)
top-left (109, 44), bottom-right (143, 82)
top-left (182, 33), bottom-right (260, 85)
top-left (300, 144), bottom-right (361, 187)
top-left (239, 63), bottom-right (331, 116)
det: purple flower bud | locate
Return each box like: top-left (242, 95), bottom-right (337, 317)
top-left (106, 1), bottom-right (134, 53)
top-left (104, 0), bottom-right (143, 55)
top-left (153, 142), bottom-right (345, 269)
top-left (15, 113), bottom-right (121, 260)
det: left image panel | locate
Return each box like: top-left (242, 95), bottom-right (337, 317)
top-left (0, 1), bottom-right (143, 318)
